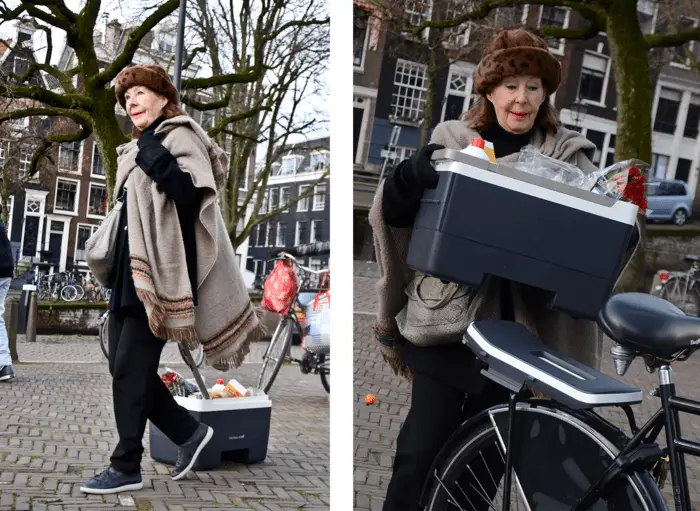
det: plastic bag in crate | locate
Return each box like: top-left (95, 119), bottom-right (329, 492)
top-left (303, 273), bottom-right (330, 354)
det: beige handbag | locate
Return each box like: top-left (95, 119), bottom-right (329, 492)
top-left (85, 197), bottom-right (123, 287)
top-left (395, 273), bottom-right (475, 347)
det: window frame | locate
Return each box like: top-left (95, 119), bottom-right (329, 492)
top-left (297, 184), bottom-right (311, 212)
top-left (353, 6), bottom-right (371, 71)
top-left (577, 50), bottom-right (611, 107)
top-left (390, 59), bottom-right (428, 125)
top-left (87, 182), bottom-right (108, 219)
top-left (74, 223), bottom-right (99, 265)
top-left (312, 182), bottom-right (327, 211)
top-left (53, 176), bottom-right (81, 216)
top-left (295, 220), bottom-right (307, 246)
top-left (57, 140), bottom-right (83, 174)
top-left (310, 219), bottom-right (324, 243)
top-left (538, 5), bottom-right (570, 56)
top-left (91, 144), bottom-right (106, 179)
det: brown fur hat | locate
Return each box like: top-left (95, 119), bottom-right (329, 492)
top-left (473, 29), bottom-right (561, 95)
top-left (115, 64), bottom-right (180, 108)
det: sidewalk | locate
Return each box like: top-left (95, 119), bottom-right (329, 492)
top-left (0, 338), bottom-right (329, 510)
top-left (353, 262), bottom-right (700, 510)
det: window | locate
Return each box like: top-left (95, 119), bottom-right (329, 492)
top-left (637, 7), bottom-right (655, 35)
top-left (445, 2), bottom-right (470, 48)
top-left (280, 155), bottom-right (303, 174)
top-left (280, 187), bottom-right (290, 211)
top-left (310, 151), bottom-right (329, 172)
top-left (676, 158), bottom-right (692, 183)
top-left (91, 146), bottom-right (105, 176)
top-left (269, 188), bottom-right (279, 210)
top-left (384, 145), bottom-right (417, 169)
top-left (442, 68), bottom-right (471, 122)
top-left (276, 222), bottom-right (287, 247)
top-left (310, 219), bottom-right (324, 243)
top-left (297, 185), bottom-right (310, 212)
top-left (200, 111), bottom-right (214, 130)
top-left (404, 0), bottom-right (430, 27)
top-left (295, 221), bottom-right (307, 246)
top-left (539, 6), bottom-right (568, 53)
top-left (55, 178), bottom-right (79, 213)
top-left (260, 191), bottom-right (269, 214)
top-left (585, 130), bottom-right (605, 165)
top-left (12, 57), bottom-right (29, 77)
top-left (495, 6), bottom-right (526, 28)
top-left (75, 224), bottom-right (99, 262)
top-left (256, 223), bottom-right (266, 246)
top-left (313, 183), bottom-right (327, 211)
top-left (685, 96), bottom-right (700, 139)
top-left (652, 153), bottom-right (669, 180)
top-left (0, 142), bottom-right (5, 169)
top-left (354, 7), bottom-right (370, 68)
top-left (672, 17), bottom-right (697, 66)
top-left (658, 181), bottom-right (687, 196)
top-left (391, 60), bottom-right (427, 124)
top-left (58, 141), bottom-right (81, 172)
top-left (578, 52), bottom-right (609, 104)
top-left (654, 88), bottom-right (681, 135)
top-left (88, 183), bottom-right (107, 216)
top-left (18, 151), bottom-right (31, 178)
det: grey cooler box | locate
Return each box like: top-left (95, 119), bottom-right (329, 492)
top-left (407, 148), bottom-right (640, 321)
top-left (149, 394), bottom-right (272, 470)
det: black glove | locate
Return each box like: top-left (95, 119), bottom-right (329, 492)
top-left (397, 143), bottom-right (444, 194)
top-left (135, 131), bottom-right (173, 174)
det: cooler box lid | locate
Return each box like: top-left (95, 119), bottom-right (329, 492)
top-left (175, 394), bottom-right (272, 412)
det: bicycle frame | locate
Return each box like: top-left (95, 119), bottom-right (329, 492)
top-left (567, 364), bottom-right (697, 511)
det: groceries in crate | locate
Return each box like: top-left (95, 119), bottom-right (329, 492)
top-left (514, 145), bottom-right (649, 211)
top-left (262, 259), bottom-right (298, 314)
top-left (159, 367), bottom-right (200, 397)
top-left (208, 378), bottom-right (253, 399)
top-left (460, 138), bottom-right (492, 162)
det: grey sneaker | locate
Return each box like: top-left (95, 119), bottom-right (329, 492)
top-left (0, 365), bottom-right (14, 381)
top-left (79, 466), bottom-right (142, 494)
top-left (171, 423), bottom-right (214, 481)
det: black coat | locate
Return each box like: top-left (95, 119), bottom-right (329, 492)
top-left (0, 217), bottom-right (13, 279)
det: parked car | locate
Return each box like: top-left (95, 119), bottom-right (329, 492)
top-left (645, 179), bottom-right (692, 226)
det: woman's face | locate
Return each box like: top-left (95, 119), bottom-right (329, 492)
top-left (124, 86), bottom-right (168, 131)
top-left (486, 75), bottom-right (546, 134)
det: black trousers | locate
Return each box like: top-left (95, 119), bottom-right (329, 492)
top-left (108, 308), bottom-right (200, 474)
top-left (383, 366), bottom-right (510, 510)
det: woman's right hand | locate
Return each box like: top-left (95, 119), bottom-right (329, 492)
top-left (398, 143), bottom-right (445, 194)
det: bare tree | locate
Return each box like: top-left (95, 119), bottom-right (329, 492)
top-left (185, 0), bottom-right (330, 248)
top-left (0, 0), bottom-right (265, 197)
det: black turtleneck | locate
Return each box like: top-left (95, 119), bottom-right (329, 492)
top-left (480, 122), bottom-right (537, 159)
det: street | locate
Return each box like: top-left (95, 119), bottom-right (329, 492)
top-left (353, 263), bottom-right (700, 510)
top-left (0, 337), bottom-right (329, 511)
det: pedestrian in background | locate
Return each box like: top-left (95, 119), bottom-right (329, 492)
top-left (0, 203), bottom-right (15, 381)
top-left (81, 64), bottom-right (262, 495)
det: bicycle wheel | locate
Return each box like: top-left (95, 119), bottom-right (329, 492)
top-left (319, 354), bottom-right (329, 393)
top-left (99, 315), bottom-right (109, 360)
top-left (425, 402), bottom-right (666, 511)
top-left (660, 278), bottom-right (700, 316)
top-left (256, 316), bottom-right (294, 393)
top-left (73, 285), bottom-right (85, 302)
top-left (60, 285), bottom-right (78, 302)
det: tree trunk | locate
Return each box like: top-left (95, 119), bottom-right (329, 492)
top-left (422, 46), bottom-right (439, 145)
top-left (90, 89), bottom-right (129, 202)
top-left (606, 1), bottom-right (653, 293)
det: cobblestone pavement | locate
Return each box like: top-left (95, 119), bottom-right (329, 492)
top-left (353, 265), bottom-right (700, 510)
top-left (0, 338), bottom-right (329, 511)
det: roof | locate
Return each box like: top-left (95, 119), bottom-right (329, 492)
top-left (269, 136), bottom-right (331, 177)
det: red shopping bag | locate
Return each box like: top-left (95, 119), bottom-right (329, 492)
top-left (262, 260), bottom-right (298, 315)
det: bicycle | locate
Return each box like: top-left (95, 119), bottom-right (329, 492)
top-left (654, 255), bottom-right (700, 316)
top-left (98, 310), bottom-right (205, 368)
top-left (420, 291), bottom-right (700, 510)
top-left (256, 242), bottom-right (330, 394)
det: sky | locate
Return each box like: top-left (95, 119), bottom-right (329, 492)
top-left (0, 0), bottom-right (329, 145)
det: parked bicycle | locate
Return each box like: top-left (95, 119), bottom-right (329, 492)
top-left (652, 255), bottom-right (700, 316)
top-left (257, 242), bottom-right (330, 394)
top-left (98, 310), bottom-right (205, 368)
top-left (422, 292), bottom-right (700, 510)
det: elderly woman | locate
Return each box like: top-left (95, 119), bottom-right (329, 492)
top-left (371, 29), bottom-right (605, 510)
top-left (81, 64), bottom-right (261, 494)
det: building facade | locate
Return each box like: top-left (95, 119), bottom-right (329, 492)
top-left (246, 137), bottom-right (330, 277)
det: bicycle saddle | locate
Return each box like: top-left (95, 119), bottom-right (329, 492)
top-left (598, 292), bottom-right (700, 358)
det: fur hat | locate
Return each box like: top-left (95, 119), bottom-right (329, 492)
top-left (115, 64), bottom-right (180, 108)
top-left (473, 29), bottom-right (561, 95)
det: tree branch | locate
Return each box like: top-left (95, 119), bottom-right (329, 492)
top-left (181, 67), bottom-right (262, 89)
top-left (95, 0), bottom-right (180, 87)
top-left (646, 26), bottom-right (700, 48)
top-left (209, 104), bottom-right (271, 137)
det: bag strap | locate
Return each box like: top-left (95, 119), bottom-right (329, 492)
top-left (413, 275), bottom-right (460, 310)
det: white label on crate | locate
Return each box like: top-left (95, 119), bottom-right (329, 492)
top-left (229, 434), bottom-right (245, 440)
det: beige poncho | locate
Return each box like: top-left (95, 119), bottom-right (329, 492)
top-left (115, 115), bottom-right (262, 370)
